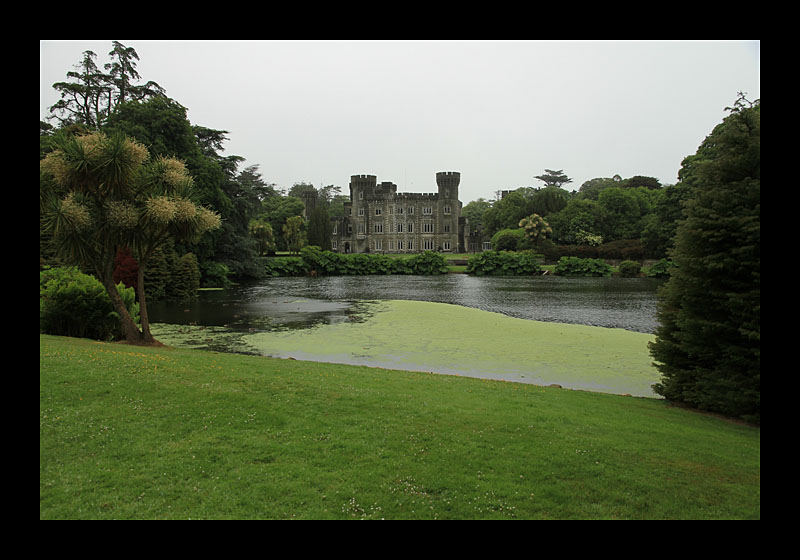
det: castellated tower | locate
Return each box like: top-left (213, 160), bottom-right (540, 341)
top-left (436, 171), bottom-right (460, 201)
top-left (349, 174), bottom-right (377, 200)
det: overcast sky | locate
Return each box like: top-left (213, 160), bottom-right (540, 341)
top-left (40, 40), bottom-right (760, 204)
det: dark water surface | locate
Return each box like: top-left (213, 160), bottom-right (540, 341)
top-left (149, 275), bottom-right (664, 334)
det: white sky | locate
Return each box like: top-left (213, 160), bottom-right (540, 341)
top-left (40, 40), bottom-right (760, 204)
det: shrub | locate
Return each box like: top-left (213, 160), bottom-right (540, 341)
top-left (407, 251), bottom-right (449, 275)
top-left (171, 253), bottom-right (201, 299)
top-left (618, 260), bottom-right (642, 277)
top-left (554, 256), bottom-right (612, 277)
top-left (40, 266), bottom-right (139, 341)
top-left (597, 239), bottom-right (646, 261)
top-left (200, 261), bottom-right (233, 288)
top-left (262, 256), bottom-right (307, 277)
top-left (491, 228), bottom-right (527, 251)
top-left (466, 250), bottom-right (542, 276)
top-left (646, 258), bottom-right (675, 278)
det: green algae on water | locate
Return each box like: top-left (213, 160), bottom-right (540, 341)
top-left (235, 300), bottom-right (660, 398)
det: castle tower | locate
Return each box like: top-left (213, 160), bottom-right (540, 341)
top-left (349, 174), bottom-right (377, 201)
top-left (436, 171), bottom-right (460, 201)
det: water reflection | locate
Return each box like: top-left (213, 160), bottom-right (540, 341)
top-left (148, 275), bottom-right (663, 334)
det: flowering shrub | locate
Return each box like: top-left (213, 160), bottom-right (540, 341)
top-left (519, 214), bottom-right (553, 244)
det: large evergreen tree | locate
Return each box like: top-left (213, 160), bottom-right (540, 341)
top-left (649, 95), bottom-right (760, 423)
top-left (47, 42), bottom-right (165, 130)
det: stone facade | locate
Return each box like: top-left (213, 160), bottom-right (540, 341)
top-left (329, 171), bottom-right (469, 254)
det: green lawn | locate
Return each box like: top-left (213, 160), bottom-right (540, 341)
top-left (40, 334), bottom-right (760, 519)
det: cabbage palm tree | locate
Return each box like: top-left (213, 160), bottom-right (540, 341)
top-left (41, 130), bottom-right (221, 344)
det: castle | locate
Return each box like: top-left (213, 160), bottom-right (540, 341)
top-left (325, 171), bottom-right (470, 254)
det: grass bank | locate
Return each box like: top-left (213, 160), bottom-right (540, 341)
top-left (40, 334), bottom-right (759, 519)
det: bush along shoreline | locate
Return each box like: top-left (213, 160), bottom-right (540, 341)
top-left (257, 247), bottom-right (674, 278)
top-left (261, 247), bottom-right (451, 277)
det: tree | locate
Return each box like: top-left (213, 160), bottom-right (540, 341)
top-left (249, 217), bottom-right (275, 255)
top-left (530, 186), bottom-right (569, 216)
top-left (596, 186), bottom-right (654, 241)
top-left (518, 213), bottom-right (553, 247)
top-left (105, 41), bottom-right (166, 107)
top-left (48, 50), bottom-right (109, 129)
top-left (482, 190), bottom-right (533, 236)
top-left (40, 130), bottom-right (221, 344)
top-left (462, 198), bottom-right (492, 232)
top-left (282, 215), bottom-right (306, 255)
top-left (535, 169), bottom-right (572, 189)
top-left (263, 196), bottom-right (305, 251)
top-left (307, 205), bottom-right (332, 250)
top-left (47, 42), bottom-right (165, 130)
top-left (547, 198), bottom-right (606, 245)
top-left (649, 95), bottom-right (760, 423)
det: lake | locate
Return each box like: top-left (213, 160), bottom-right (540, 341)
top-left (147, 275), bottom-right (665, 397)
top-left (148, 274), bottom-right (664, 334)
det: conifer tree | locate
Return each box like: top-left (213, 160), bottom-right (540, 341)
top-left (649, 94), bottom-right (760, 423)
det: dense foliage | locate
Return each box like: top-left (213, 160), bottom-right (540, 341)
top-left (466, 251), bottom-right (542, 276)
top-left (39, 129), bottom-right (220, 344)
top-left (40, 266), bottom-right (139, 341)
top-left (297, 247), bottom-right (449, 276)
top-left (553, 257), bottom-right (613, 277)
top-left (649, 96), bottom-right (760, 424)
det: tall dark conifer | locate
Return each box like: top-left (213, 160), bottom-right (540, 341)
top-left (650, 95), bottom-right (760, 423)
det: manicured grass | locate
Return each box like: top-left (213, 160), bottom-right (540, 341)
top-left (40, 334), bottom-right (759, 519)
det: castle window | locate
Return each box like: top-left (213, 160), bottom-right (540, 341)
top-left (397, 207), bottom-right (404, 214)
top-left (358, 223), bottom-right (365, 234)
top-left (332, 224), bottom-right (338, 234)
top-left (443, 241), bottom-right (451, 251)
top-left (375, 208), bottom-right (382, 216)
top-left (423, 221), bottom-right (434, 233)
top-left (358, 207), bottom-right (365, 216)
top-left (332, 240), bottom-right (338, 250)
top-left (443, 223), bottom-right (451, 233)
top-left (397, 223), bottom-right (404, 233)
top-left (444, 206), bottom-right (451, 215)
top-left (424, 238), bottom-right (434, 250)
top-left (374, 223), bottom-right (383, 233)
top-left (407, 207), bottom-right (414, 215)
top-left (359, 192), bottom-right (363, 200)
top-left (397, 240), bottom-right (403, 250)
top-left (423, 207), bottom-right (433, 215)
top-left (408, 239), bottom-right (414, 250)
top-left (407, 223), bottom-right (414, 233)
top-left (374, 240), bottom-right (382, 251)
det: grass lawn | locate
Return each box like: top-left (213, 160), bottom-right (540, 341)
top-left (40, 334), bottom-right (759, 519)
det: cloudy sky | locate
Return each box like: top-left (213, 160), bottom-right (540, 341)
top-left (40, 40), bottom-right (760, 204)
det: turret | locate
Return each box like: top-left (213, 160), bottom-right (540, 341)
top-left (436, 171), bottom-right (460, 200)
top-left (349, 174), bottom-right (377, 201)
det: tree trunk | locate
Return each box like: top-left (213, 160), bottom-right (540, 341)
top-left (103, 274), bottom-right (143, 344)
top-left (136, 263), bottom-right (158, 345)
